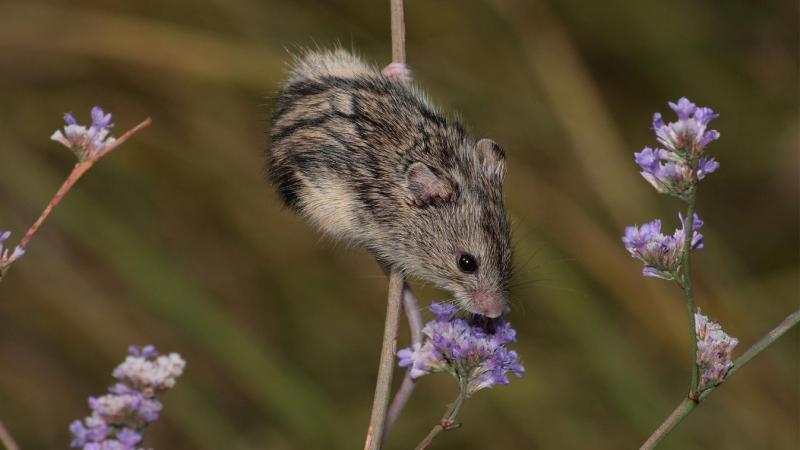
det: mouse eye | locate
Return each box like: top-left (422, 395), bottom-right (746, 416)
top-left (457, 253), bottom-right (478, 274)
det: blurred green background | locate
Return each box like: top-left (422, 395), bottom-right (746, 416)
top-left (0, 0), bottom-right (797, 449)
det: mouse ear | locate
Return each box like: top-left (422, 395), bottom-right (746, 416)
top-left (476, 138), bottom-right (506, 182)
top-left (406, 162), bottom-right (454, 206)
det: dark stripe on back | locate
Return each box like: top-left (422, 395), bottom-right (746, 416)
top-left (270, 114), bottom-right (333, 144)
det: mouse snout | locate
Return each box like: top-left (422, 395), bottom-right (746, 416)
top-left (471, 290), bottom-right (506, 318)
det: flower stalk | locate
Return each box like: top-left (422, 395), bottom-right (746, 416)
top-left (627, 97), bottom-right (799, 448)
top-left (69, 345), bottom-right (185, 450)
top-left (640, 309), bottom-right (800, 449)
top-left (0, 109), bottom-right (150, 284)
top-left (396, 302), bottom-right (523, 447)
top-left (414, 378), bottom-right (469, 450)
top-left (679, 193), bottom-right (700, 398)
top-left (383, 285), bottom-right (423, 440)
top-left (363, 270), bottom-right (404, 450)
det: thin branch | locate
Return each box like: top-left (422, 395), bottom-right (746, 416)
top-left (390, 0), bottom-right (406, 65)
top-left (18, 117), bottom-right (152, 250)
top-left (720, 308), bottom-right (800, 382)
top-left (363, 270), bottom-right (405, 450)
top-left (640, 308), bottom-right (800, 449)
top-left (17, 161), bottom-right (92, 249)
top-left (0, 117), bottom-right (151, 284)
top-left (383, 284), bottom-right (423, 438)
top-left (414, 379), bottom-right (468, 450)
top-left (363, 2), bottom-right (408, 449)
top-left (678, 193), bottom-right (700, 398)
top-left (639, 398), bottom-right (696, 450)
top-left (0, 419), bottom-right (20, 450)
top-left (94, 116), bottom-right (152, 160)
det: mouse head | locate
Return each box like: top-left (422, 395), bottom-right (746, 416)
top-left (396, 138), bottom-right (512, 318)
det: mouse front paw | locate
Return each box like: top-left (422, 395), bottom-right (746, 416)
top-left (381, 62), bottom-right (412, 83)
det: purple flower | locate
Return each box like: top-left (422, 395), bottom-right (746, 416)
top-left (693, 107), bottom-right (719, 126)
top-left (634, 147), bottom-right (662, 174)
top-left (652, 112), bottom-right (665, 130)
top-left (69, 346), bottom-right (185, 449)
top-left (91, 106), bottom-right (114, 131)
top-left (696, 157), bottom-right (720, 180)
top-left (622, 213), bottom-right (704, 280)
top-left (115, 429), bottom-right (142, 449)
top-left (397, 302), bottom-right (523, 396)
top-left (638, 98), bottom-right (722, 196)
top-left (678, 212), bottom-right (704, 250)
top-left (0, 231), bottom-right (24, 271)
top-left (634, 147), bottom-right (697, 198)
top-left (128, 344), bottom-right (158, 358)
top-left (668, 97), bottom-right (697, 120)
top-left (68, 419), bottom-right (108, 447)
top-left (51, 106), bottom-right (117, 161)
top-left (621, 219), bottom-right (661, 252)
top-left (429, 302), bottom-right (459, 322)
top-left (653, 98), bottom-right (720, 156)
top-left (695, 311), bottom-right (738, 391)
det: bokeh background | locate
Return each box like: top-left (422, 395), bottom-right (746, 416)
top-left (0, 0), bottom-right (797, 449)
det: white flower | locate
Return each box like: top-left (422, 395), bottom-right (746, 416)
top-left (51, 108), bottom-right (116, 161)
top-left (695, 311), bottom-right (738, 390)
top-left (112, 352), bottom-right (186, 396)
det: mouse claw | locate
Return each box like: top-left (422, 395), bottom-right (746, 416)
top-left (382, 62), bottom-right (412, 83)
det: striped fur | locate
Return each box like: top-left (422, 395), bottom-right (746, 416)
top-left (267, 49), bottom-right (512, 317)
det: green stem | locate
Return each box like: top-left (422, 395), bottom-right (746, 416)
top-left (640, 308), bottom-right (800, 449)
top-left (414, 379), bottom-right (468, 450)
top-left (680, 192), bottom-right (699, 397)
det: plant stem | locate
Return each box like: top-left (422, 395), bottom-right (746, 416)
top-left (0, 419), bottom-right (20, 450)
top-left (363, 270), bottom-right (404, 450)
top-left (679, 192), bottom-right (699, 397)
top-left (0, 117), bottom-right (151, 283)
top-left (639, 308), bottom-right (800, 449)
top-left (390, 0), bottom-right (406, 65)
top-left (383, 284), bottom-right (423, 439)
top-left (18, 160), bottom-right (93, 249)
top-left (414, 379), bottom-right (468, 450)
top-left (639, 398), bottom-right (696, 450)
top-left (719, 309), bottom-right (800, 382)
top-left (362, 3), bottom-right (408, 449)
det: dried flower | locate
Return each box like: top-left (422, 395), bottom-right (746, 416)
top-left (51, 106), bottom-right (116, 161)
top-left (397, 302), bottom-right (524, 396)
top-left (636, 97), bottom-right (720, 199)
top-left (621, 213), bottom-right (703, 280)
top-left (69, 345), bottom-right (185, 450)
top-left (695, 311), bottom-right (738, 391)
top-left (0, 231), bottom-right (24, 271)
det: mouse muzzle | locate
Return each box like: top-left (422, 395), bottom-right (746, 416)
top-left (470, 290), bottom-right (506, 318)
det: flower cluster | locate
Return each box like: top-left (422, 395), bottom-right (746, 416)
top-left (695, 311), bottom-right (738, 391)
top-left (622, 213), bottom-right (704, 280)
top-left (70, 345), bottom-right (186, 450)
top-left (635, 97), bottom-right (720, 199)
top-left (0, 231), bottom-right (24, 273)
top-left (51, 106), bottom-right (116, 161)
top-left (397, 302), bottom-right (524, 396)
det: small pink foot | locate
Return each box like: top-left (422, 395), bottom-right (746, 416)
top-left (382, 62), bottom-right (412, 83)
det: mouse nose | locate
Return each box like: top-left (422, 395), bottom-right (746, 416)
top-left (472, 290), bottom-right (506, 318)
